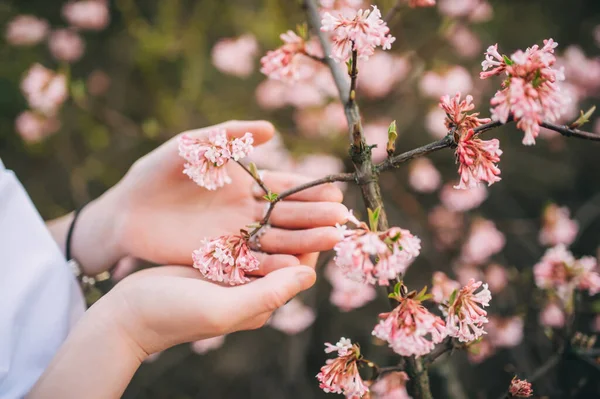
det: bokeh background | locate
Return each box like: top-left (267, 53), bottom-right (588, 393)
top-left (2, 0), bottom-right (600, 398)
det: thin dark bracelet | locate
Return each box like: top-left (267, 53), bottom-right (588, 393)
top-left (66, 204), bottom-right (87, 261)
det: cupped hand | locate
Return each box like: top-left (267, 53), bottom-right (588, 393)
top-left (77, 120), bottom-right (347, 274)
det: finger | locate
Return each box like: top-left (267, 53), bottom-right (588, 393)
top-left (263, 201), bottom-right (349, 229)
top-left (232, 266), bottom-right (316, 313)
top-left (182, 120), bottom-right (275, 146)
top-left (297, 253), bottom-right (320, 268)
top-left (253, 171), bottom-right (344, 203)
top-left (259, 226), bottom-right (342, 254)
top-left (248, 253), bottom-right (301, 276)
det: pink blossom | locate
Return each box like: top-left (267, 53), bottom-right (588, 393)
top-left (373, 295), bottom-right (446, 357)
top-left (293, 153), bottom-right (346, 187)
top-left (192, 234), bottom-right (259, 285)
top-left (444, 279), bottom-right (491, 342)
top-left (14, 111), bottom-right (60, 143)
top-left (261, 31), bottom-right (314, 81)
top-left (481, 39), bottom-right (569, 145)
top-left (454, 129), bottom-right (502, 189)
top-left (487, 316), bottom-right (524, 348)
top-left (359, 52), bottom-right (410, 98)
top-left (334, 212), bottom-right (421, 285)
top-left (428, 205), bottom-right (464, 250)
top-left (255, 74), bottom-right (329, 110)
top-left (295, 102), bottom-right (347, 137)
top-left (319, 0), bottom-right (365, 15)
top-left (326, 261), bottom-right (377, 312)
top-left (454, 266), bottom-right (483, 287)
top-left (269, 298), bottom-right (316, 335)
top-left (178, 130), bottom-right (253, 190)
top-left (467, 338), bottom-right (495, 363)
top-left (431, 272), bottom-right (460, 304)
top-left (425, 108), bottom-right (449, 139)
top-left (509, 377), bottom-right (533, 398)
top-left (190, 335), bottom-right (226, 354)
top-left (469, 2), bottom-right (493, 23)
top-left (20, 64), bottom-right (68, 116)
top-left (5, 15), bottom-right (49, 46)
top-left (408, 0), bottom-right (436, 7)
top-left (246, 132), bottom-right (294, 172)
top-left (317, 338), bottom-right (369, 397)
top-left (212, 34), bottom-right (259, 77)
top-left (484, 264), bottom-right (508, 294)
top-left (539, 204), bottom-right (579, 247)
top-left (364, 120), bottom-right (394, 162)
top-left (557, 46), bottom-right (600, 98)
top-left (438, 0), bottom-right (492, 21)
top-left (539, 302), bottom-right (565, 328)
top-left (369, 371), bottom-right (411, 399)
top-left (419, 66), bottom-right (473, 99)
top-left (86, 69), bottom-right (111, 96)
top-left (445, 24), bottom-right (482, 59)
top-left (62, 0), bottom-right (110, 31)
top-left (460, 218), bottom-right (505, 265)
top-left (320, 6), bottom-right (395, 63)
top-left (440, 182), bottom-right (487, 212)
top-left (408, 158), bottom-right (442, 193)
top-left (48, 29), bottom-right (85, 63)
top-left (440, 92), bottom-right (491, 132)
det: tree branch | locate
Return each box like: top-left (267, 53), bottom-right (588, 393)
top-left (424, 337), bottom-right (462, 366)
top-left (540, 121), bottom-right (600, 141)
top-left (235, 161), bottom-right (269, 194)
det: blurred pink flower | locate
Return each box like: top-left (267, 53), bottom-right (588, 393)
top-left (509, 377), bottom-right (533, 398)
top-left (460, 218), bottom-right (505, 265)
top-left (425, 107), bottom-right (449, 138)
top-left (192, 234), bottom-right (259, 286)
top-left (295, 102), bottom-right (347, 137)
top-left (212, 34), bottom-right (259, 77)
top-left (484, 264), bottom-right (508, 294)
top-left (482, 39), bottom-right (569, 145)
top-left (14, 111), bottom-right (60, 143)
top-left (247, 132), bottom-right (294, 172)
top-left (370, 371), bottom-right (411, 399)
top-left (408, 0), bottom-right (436, 7)
top-left (445, 24), bottom-right (482, 59)
top-left (62, 0), bottom-right (110, 31)
top-left (440, 182), bottom-right (487, 212)
top-left (428, 205), bottom-right (464, 250)
top-left (334, 211), bottom-right (421, 285)
top-left (595, 25), bottom-right (600, 48)
top-left (255, 77), bottom-right (328, 110)
top-left (191, 335), bottom-right (226, 355)
top-left (325, 261), bottom-right (377, 312)
top-left (5, 15), bottom-right (49, 46)
top-left (20, 64), bottom-right (68, 116)
top-left (48, 29), bottom-right (85, 63)
top-left (294, 153), bottom-right (345, 178)
top-left (431, 271), bottom-right (460, 304)
top-left (487, 316), bottom-right (524, 348)
top-left (539, 204), bottom-right (579, 247)
top-left (592, 315), bottom-right (600, 333)
top-left (438, 0), bottom-right (492, 22)
top-left (86, 69), bottom-right (111, 96)
top-left (359, 52), bottom-right (410, 98)
top-left (408, 158), bottom-right (442, 193)
top-left (111, 256), bottom-right (140, 282)
top-left (444, 279), bottom-right (491, 342)
top-left (321, 5), bottom-right (395, 63)
top-left (539, 302), bottom-right (565, 328)
top-left (319, 0), bottom-right (365, 12)
top-left (557, 46), bottom-right (600, 98)
top-left (269, 298), bottom-right (316, 335)
top-left (364, 119), bottom-right (394, 162)
top-left (373, 295), bottom-right (447, 357)
top-left (317, 338), bottom-right (368, 397)
top-left (419, 66), bottom-right (473, 99)
top-left (454, 266), bottom-right (483, 286)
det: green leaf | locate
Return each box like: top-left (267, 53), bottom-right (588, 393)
top-left (448, 289), bottom-right (458, 305)
top-left (367, 206), bottom-right (381, 232)
top-left (502, 54), bottom-right (514, 66)
top-left (416, 285), bottom-right (428, 300)
top-left (570, 105), bottom-right (596, 128)
top-left (263, 192), bottom-right (279, 202)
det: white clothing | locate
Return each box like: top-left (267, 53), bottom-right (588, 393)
top-left (0, 158), bottom-right (85, 399)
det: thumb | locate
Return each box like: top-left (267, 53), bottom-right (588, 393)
top-left (234, 265), bottom-right (316, 314)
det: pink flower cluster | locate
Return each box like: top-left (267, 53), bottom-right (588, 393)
top-left (440, 92), bottom-right (491, 132)
top-left (369, 371), bottom-right (411, 399)
top-left (325, 261), bottom-right (377, 312)
top-left (62, 0), bottom-right (110, 31)
top-left (408, 158), bottom-right (442, 194)
top-left (260, 31), bottom-right (318, 81)
top-left (439, 183), bottom-right (487, 212)
top-left (481, 39), bottom-right (569, 145)
top-left (533, 244), bottom-right (600, 299)
top-left (373, 296), bottom-right (446, 357)
top-left (438, 0), bottom-right (493, 22)
top-left (317, 338), bottom-right (369, 397)
top-left (192, 234), bottom-right (259, 286)
top-left (431, 272), bottom-right (461, 304)
top-left (321, 6), bottom-right (395, 63)
top-left (444, 279), bottom-right (491, 342)
top-left (212, 34), bottom-right (259, 78)
top-left (5, 15), bottom-right (49, 46)
top-left (420, 66), bottom-right (473, 99)
top-left (538, 204), bottom-right (579, 247)
top-left (178, 129), bottom-right (254, 190)
top-left (509, 377), bottom-right (533, 398)
top-left (269, 298), bottom-right (316, 335)
top-left (333, 212), bottom-right (421, 285)
top-left (460, 218), bottom-right (505, 265)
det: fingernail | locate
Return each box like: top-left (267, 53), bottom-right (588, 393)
top-left (296, 268), bottom-right (315, 287)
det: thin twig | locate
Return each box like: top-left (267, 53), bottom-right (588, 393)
top-left (348, 49), bottom-right (358, 106)
top-left (424, 338), bottom-right (460, 366)
top-left (540, 121), bottom-right (600, 141)
top-left (303, 51), bottom-right (327, 65)
top-left (235, 161), bottom-right (269, 194)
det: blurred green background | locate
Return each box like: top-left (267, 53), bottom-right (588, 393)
top-left (2, 0), bottom-right (600, 398)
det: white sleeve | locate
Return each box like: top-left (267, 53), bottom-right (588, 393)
top-left (0, 159), bottom-right (85, 399)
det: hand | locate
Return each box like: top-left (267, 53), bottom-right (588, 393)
top-left (67, 120), bottom-right (347, 274)
top-left (28, 264), bottom-right (317, 399)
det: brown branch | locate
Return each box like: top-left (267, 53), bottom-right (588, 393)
top-left (235, 161), bottom-right (269, 194)
top-left (302, 51), bottom-right (327, 65)
top-left (348, 49), bottom-right (358, 106)
top-left (540, 121), bottom-right (600, 141)
top-left (377, 135), bottom-right (454, 172)
top-left (424, 338), bottom-right (458, 366)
